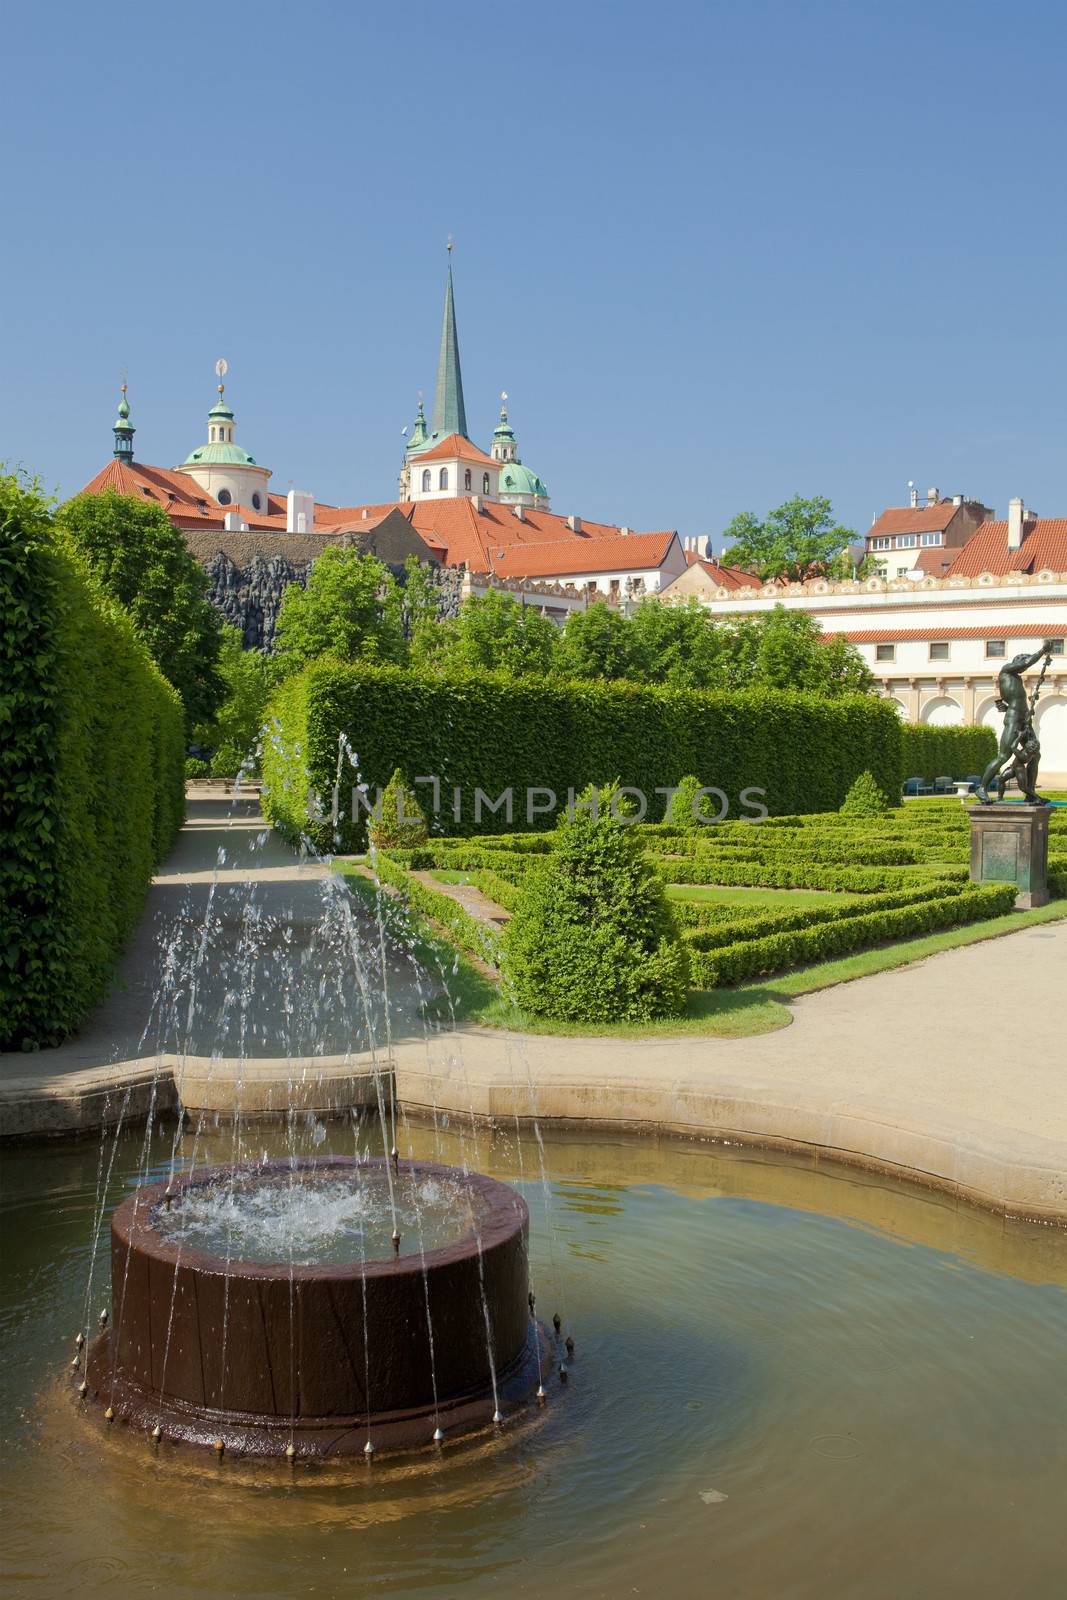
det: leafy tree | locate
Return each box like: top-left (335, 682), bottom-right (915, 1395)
top-left (55, 489), bottom-right (223, 725)
top-left (193, 625), bottom-right (282, 765)
top-left (274, 546), bottom-right (406, 669)
top-left (554, 601), bottom-right (634, 680)
top-left (503, 784), bottom-right (690, 1023)
top-left (435, 589), bottom-right (558, 676)
top-left (625, 598), bottom-right (730, 687)
top-left (722, 495), bottom-right (859, 583)
top-left (840, 769), bottom-right (892, 816)
top-left (714, 609), bottom-right (873, 696)
top-left (400, 555), bottom-right (442, 662)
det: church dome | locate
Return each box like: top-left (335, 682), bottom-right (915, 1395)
top-left (498, 462), bottom-right (549, 500)
top-left (181, 441), bottom-right (260, 466)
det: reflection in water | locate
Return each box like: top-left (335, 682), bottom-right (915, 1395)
top-left (2, 1122), bottom-right (1066, 1600)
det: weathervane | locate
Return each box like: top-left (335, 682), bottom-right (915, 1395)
top-left (215, 356), bottom-right (228, 396)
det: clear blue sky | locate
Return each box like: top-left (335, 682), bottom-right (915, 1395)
top-left (3, 0), bottom-right (1064, 546)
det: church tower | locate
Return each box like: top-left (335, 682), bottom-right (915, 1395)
top-left (112, 383), bottom-right (135, 462)
top-left (431, 247), bottom-right (468, 439)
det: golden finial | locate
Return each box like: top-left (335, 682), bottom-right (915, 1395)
top-left (215, 356), bottom-right (228, 397)
top-left (446, 233), bottom-right (454, 254)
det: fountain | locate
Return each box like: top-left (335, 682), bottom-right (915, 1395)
top-left (84, 1155), bottom-right (546, 1456)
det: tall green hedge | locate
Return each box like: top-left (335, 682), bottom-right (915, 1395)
top-left (0, 477), bottom-right (185, 1049)
top-left (262, 662), bottom-right (904, 849)
top-left (901, 723), bottom-right (995, 781)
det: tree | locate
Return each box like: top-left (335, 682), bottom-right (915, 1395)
top-left (400, 555), bottom-right (441, 664)
top-left (722, 495), bottom-right (859, 583)
top-left (713, 608), bottom-right (873, 696)
top-left (554, 601), bottom-right (634, 681)
top-left (840, 769), bottom-right (892, 816)
top-left (274, 546), bottom-right (406, 669)
top-left (367, 767), bottom-right (429, 850)
top-left (192, 625), bottom-right (282, 765)
top-left (435, 589), bottom-right (558, 676)
top-left (55, 489), bottom-right (223, 725)
top-left (625, 598), bottom-right (730, 687)
top-left (503, 786), bottom-right (689, 1022)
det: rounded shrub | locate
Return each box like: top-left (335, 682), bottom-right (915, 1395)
top-left (840, 769), bottom-right (892, 817)
top-left (668, 774), bottom-right (709, 832)
top-left (503, 788), bottom-right (690, 1023)
top-left (184, 757), bottom-right (210, 780)
top-left (368, 767), bottom-right (429, 851)
top-left (210, 744), bottom-right (244, 780)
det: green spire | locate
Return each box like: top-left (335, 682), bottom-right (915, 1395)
top-left (113, 382), bottom-right (135, 461)
top-left (431, 249), bottom-right (468, 439)
top-left (410, 391), bottom-right (429, 448)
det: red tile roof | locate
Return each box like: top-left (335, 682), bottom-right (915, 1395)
top-left (867, 503), bottom-right (962, 539)
top-left (943, 519), bottom-right (1067, 577)
top-left (413, 434), bottom-right (501, 468)
top-left (841, 624), bottom-right (1066, 644)
top-left (489, 531), bottom-right (679, 579)
top-left (681, 552), bottom-right (759, 589)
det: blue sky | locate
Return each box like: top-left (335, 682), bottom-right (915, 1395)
top-left (3, 0), bottom-right (1064, 546)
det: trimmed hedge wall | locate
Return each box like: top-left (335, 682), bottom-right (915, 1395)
top-left (263, 662), bottom-right (904, 848)
top-left (901, 723), bottom-right (996, 782)
top-left (0, 483), bottom-right (185, 1049)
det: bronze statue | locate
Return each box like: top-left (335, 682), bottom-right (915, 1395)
top-left (973, 642), bottom-right (1054, 804)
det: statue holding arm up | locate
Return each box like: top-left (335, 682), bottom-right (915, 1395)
top-left (974, 642), bottom-right (1055, 805)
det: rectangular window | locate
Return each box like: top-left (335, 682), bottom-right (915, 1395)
top-left (896, 534), bottom-right (917, 548)
top-left (1049, 639), bottom-right (1064, 655)
top-left (986, 640), bottom-right (1006, 658)
top-left (896, 566), bottom-right (910, 577)
top-left (920, 531), bottom-right (943, 546)
top-left (870, 536), bottom-right (892, 551)
top-left (875, 643), bottom-right (895, 662)
top-left (929, 641), bottom-right (950, 661)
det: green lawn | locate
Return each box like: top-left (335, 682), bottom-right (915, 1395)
top-left (666, 883), bottom-right (860, 909)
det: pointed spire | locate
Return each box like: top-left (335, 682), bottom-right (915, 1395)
top-left (431, 246), bottom-right (468, 439)
top-left (113, 381), bottom-right (135, 461)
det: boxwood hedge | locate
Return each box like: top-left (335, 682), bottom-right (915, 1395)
top-left (1, 478), bottom-right (185, 1049)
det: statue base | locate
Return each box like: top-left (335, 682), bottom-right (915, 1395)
top-left (968, 804), bottom-right (1051, 909)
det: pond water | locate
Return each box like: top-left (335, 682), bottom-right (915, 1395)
top-left (2, 1120), bottom-right (1065, 1600)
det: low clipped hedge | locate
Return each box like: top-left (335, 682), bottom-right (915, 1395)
top-left (262, 660), bottom-right (904, 847)
top-left (688, 883), bottom-right (1017, 987)
top-left (682, 883), bottom-right (966, 952)
top-left (901, 723), bottom-right (996, 783)
top-left (650, 856), bottom-right (946, 894)
top-left (1, 478), bottom-right (185, 1048)
top-left (369, 853), bottom-right (502, 967)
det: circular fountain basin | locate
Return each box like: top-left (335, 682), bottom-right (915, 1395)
top-left (86, 1157), bottom-right (542, 1456)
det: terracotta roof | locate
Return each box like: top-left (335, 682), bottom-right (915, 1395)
top-left (489, 531), bottom-right (679, 580)
top-left (841, 624), bottom-right (1066, 644)
top-left (680, 553), bottom-right (758, 589)
top-left (412, 434), bottom-right (501, 468)
top-left (910, 547), bottom-right (956, 576)
top-left (943, 519), bottom-right (1067, 577)
top-left (867, 503), bottom-right (963, 539)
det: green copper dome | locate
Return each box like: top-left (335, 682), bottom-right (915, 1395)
top-left (498, 462), bottom-right (549, 500)
top-left (181, 441), bottom-right (259, 466)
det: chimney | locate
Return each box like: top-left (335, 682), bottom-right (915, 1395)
top-left (566, 514), bottom-right (582, 533)
top-left (512, 504), bottom-right (526, 521)
top-left (1007, 497), bottom-right (1025, 550)
top-left (287, 489), bottom-right (315, 535)
top-left (470, 494), bottom-right (483, 513)
top-left (619, 526), bottom-right (631, 537)
top-left (223, 510), bottom-right (248, 533)
top-left (909, 484), bottom-right (918, 509)
top-left (927, 486), bottom-right (939, 506)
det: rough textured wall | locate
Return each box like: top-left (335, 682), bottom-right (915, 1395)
top-left (200, 550), bottom-right (466, 648)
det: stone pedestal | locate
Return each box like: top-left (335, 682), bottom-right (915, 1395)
top-left (969, 804), bottom-right (1050, 909)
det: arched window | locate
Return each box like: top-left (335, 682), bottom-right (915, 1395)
top-left (251, 492), bottom-right (262, 510)
top-left (483, 473), bottom-right (490, 494)
top-left (218, 489), bottom-right (232, 506)
top-left (464, 468), bottom-right (472, 491)
top-left (439, 467), bottom-right (449, 491)
top-left (421, 469), bottom-right (431, 492)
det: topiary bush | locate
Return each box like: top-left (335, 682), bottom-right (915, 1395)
top-left (1, 472), bottom-right (185, 1049)
top-left (668, 774), bottom-right (708, 832)
top-left (502, 789), bottom-right (690, 1023)
top-left (368, 767), bottom-right (429, 850)
top-left (840, 769), bottom-right (892, 817)
top-left (184, 757), bottom-right (210, 780)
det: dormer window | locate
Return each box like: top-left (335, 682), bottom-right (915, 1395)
top-left (421, 469), bottom-right (431, 492)
top-left (439, 468), bottom-right (449, 491)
